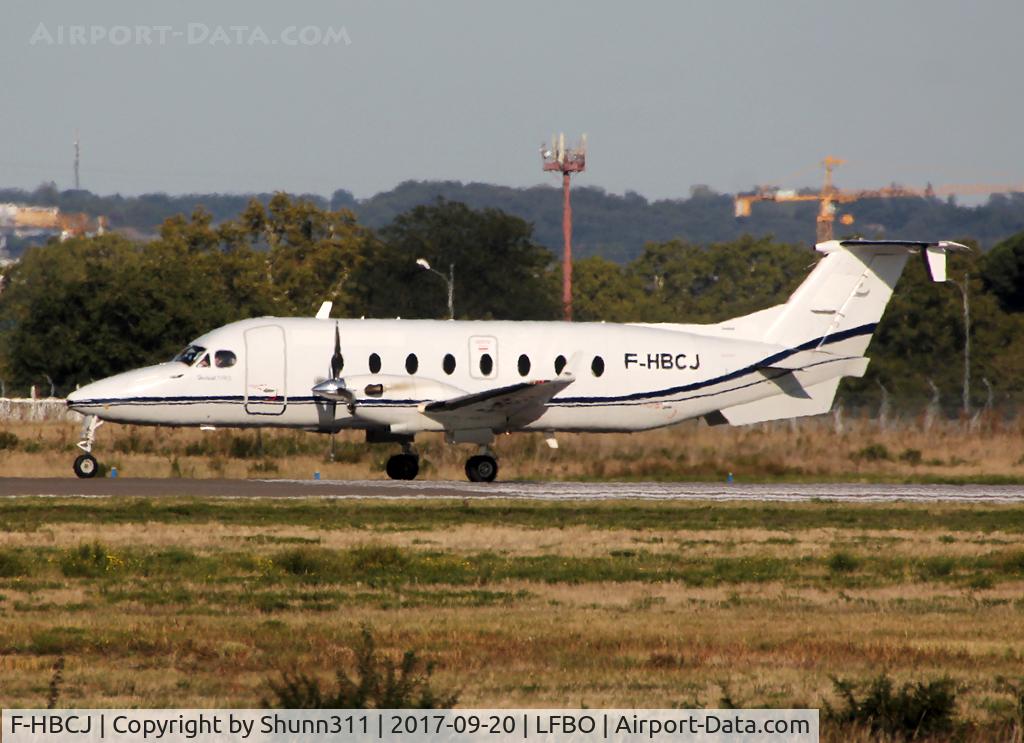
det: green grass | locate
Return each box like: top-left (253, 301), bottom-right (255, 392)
top-left (4, 497), bottom-right (1024, 534)
top-left (5, 542), bottom-right (1024, 602)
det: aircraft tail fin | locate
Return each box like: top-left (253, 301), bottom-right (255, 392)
top-left (760, 239), bottom-right (968, 355)
top-left (703, 239), bottom-right (966, 426)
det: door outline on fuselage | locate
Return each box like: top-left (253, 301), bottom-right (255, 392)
top-left (244, 324), bottom-right (287, 416)
top-left (468, 335), bottom-right (498, 380)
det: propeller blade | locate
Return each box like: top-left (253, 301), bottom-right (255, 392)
top-left (330, 323), bottom-right (344, 379)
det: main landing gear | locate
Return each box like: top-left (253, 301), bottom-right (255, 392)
top-left (381, 440), bottom-right (499, 483)
top-left (73, 415), bottom-right (103, 479)
top-left (465, 452), bottom-right (498, 483)
top-left (385, 441), bottom-right (419, 481)
top-left (378, 432), bottom-right (500, 483)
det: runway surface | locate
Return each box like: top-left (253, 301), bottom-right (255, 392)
top-left (1, 477), bottom-right (1024, 502)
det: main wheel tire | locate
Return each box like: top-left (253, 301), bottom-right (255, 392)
top-left (73, 453), bottom-right (99, 479)
top-left (385, 453), bottom-right (419, 481)
top-left (465, 455), bottom-right (498, 483)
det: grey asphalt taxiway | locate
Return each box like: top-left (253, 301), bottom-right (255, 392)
top-left (1, 477), bottom-right (1023, 502)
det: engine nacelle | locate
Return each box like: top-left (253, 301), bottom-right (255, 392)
top-left (340, 374), bottom-right (466, 403)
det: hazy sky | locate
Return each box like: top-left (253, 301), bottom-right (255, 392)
top-left (2, 1), bottom-right (1021, 200)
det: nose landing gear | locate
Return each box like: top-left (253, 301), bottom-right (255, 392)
top-left (73, 415), bottom-right (103, 479)
top-left (73, 453), bottom-right (99, 479)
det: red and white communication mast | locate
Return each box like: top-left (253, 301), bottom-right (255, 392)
top-left (541, 133), bottom-right (586, 321)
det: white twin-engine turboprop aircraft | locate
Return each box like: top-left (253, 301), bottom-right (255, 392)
top-left (65, 239), bottom-right (965, 481)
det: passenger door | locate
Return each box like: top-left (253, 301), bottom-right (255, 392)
top-left (244, 325), bottom-right (287, 415)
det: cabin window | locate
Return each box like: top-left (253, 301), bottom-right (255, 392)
top-left (405, 353), bottom-right (418, 374)
top-left (518, 354), bottom-right (531, 377)
top-left (214, 350), bottom-right (237, 369)
top-left (369, 353), bottom-right (381, 374)
top-left (173, 345), bottom-right (206, 365)
top-left (591, 355), bottom-right (605, 377)
top-left (443, 353), bottom-right (456, 375)
top-left (479, 353), bottom-right (494, 376)
top-left (554, 355), bottom-right (567, 375)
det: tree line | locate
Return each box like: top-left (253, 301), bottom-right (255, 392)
top-left (6, 179), bottom-right (1024, 264)
top-left (2, 193), bottom-right (1024, 415)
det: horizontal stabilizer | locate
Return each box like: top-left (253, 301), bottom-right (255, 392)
top-left (836, 239), bottom-right (970, 250)
top-left (835, 239), bottom-right (969, 283)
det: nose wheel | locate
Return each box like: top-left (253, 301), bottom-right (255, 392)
top-left (465, 454), bottom-right (498, 483)
top-left (73, 453), bottom-right (99, 479)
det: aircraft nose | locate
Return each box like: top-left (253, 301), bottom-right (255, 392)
top-left (66, 380), bottom-right (103, 414)
top-left (65, 364), bottom-right (182, 416)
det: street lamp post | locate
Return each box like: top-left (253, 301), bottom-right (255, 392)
top-left (416, 258), bottom-right (454, 320)
top-left (948, 271), bottom-right (970, 418)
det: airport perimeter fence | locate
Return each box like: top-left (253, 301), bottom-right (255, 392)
top-left (0, 397), bottom-right (78, 422)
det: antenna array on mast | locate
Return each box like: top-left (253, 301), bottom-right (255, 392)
top-left (540, 133), bottom-right (587, 321)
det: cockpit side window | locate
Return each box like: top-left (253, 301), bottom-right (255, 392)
top-left (214, 350), bottom-right (237, 368)
top-left (173, 345), bottom-right (207, 366)
top-left (196, 354), bottom-right (211, 368)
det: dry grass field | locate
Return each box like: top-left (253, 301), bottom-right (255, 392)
top-left (0, 413), bottom-right (1022, 482)
top-left (1, 417), bottom-right (1024, 740)
top-left (0, 496), bottom-right (1023, 741)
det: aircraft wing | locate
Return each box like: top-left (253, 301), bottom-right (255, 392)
top-left (420, 378), bottom-right (573, 431)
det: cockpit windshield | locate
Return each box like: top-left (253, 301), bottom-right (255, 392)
top-left (173, 345), bottom-right (207, 366)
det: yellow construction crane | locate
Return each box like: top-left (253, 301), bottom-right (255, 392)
top-left (735, 156), bottom-right (929, 242)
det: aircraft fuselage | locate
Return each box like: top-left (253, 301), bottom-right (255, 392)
top-left (66, 316), bottom-right (844, 434)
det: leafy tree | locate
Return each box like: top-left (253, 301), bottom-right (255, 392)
top-left (243, 194), bottom-right (375, 316)
top-left (981, 231), bottom-right (1024, 313)
top-left (156, 208), bottom-right (277, 321)
top-left (353, 199), bottom-right (559, 320)
top-left (570, 256), bottom-right (648, 322)
top-left (841, 245), bottom-right (1018, 412)
top-left (0, 234), bottom-right (240, 391)
top-left (628, 235), bottom-right (812, 323)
